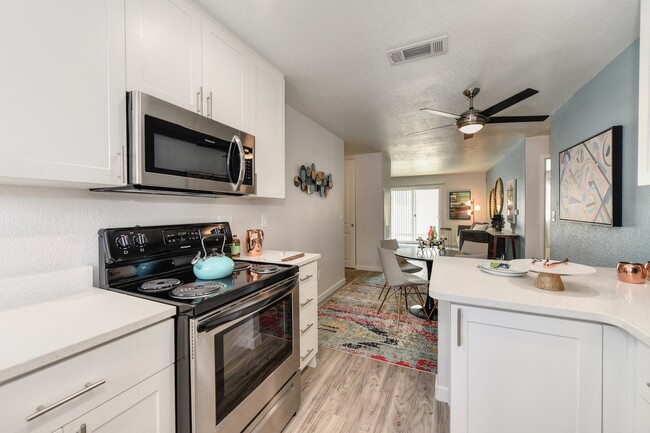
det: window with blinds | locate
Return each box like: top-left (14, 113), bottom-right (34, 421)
top-left (390, 186), bottom-right (440, 243)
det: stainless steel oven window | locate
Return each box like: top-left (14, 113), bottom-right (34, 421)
top-left (215, 294), bottom-right (293, 424)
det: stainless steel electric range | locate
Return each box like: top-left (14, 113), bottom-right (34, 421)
top-left (98, 222), bottom-right (300, 433)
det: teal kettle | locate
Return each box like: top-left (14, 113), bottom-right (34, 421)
top-left (192, 234), bottom-right (234, 280)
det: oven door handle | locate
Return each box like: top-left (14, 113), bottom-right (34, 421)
top-left (197, 276), bottom-right (298, 333)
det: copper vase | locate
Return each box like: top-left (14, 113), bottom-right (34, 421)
top-left (616, 262), bottom-right (647, 284)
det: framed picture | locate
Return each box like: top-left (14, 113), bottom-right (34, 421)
top-left (559, 126), bottom-right (622, 226)
top-left (449, 191), bottom-right (471, 220)
top-left (506, 180), bottom-right (516, 223)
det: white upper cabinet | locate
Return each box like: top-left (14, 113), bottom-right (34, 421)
top-left (125, 0), bottom-right (203, 113)
top-left (0, 0), bottom-right (126, 188)
top-left (251, 54), bottom-right (286, 198)
top-left (202, 17), bottom-right (251, 132)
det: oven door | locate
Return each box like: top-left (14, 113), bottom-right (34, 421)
top-left (192, 275), bottom-right (300, 433)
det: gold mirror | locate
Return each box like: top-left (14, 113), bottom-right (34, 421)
top-left (488, 188), bottom-right (495, 219)
top-left (494, 178), bottom-right (504, 215)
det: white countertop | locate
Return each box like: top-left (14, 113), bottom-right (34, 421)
top-left (240, 250), bottom-right (321, 267)
top-left (0, 267), bottom-right (175, 385)
top-left (429, 257), bottom-right (650, 346)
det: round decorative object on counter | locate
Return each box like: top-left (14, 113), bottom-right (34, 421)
top-left (617, 262), bottom-right (647, 284)
top-left (511, 259), bottom-right (596, 292)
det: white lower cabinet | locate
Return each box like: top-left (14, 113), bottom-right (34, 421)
top-left (450, 304), bottom-right (603, 433)
top-left (635, 340), bottom-right (650, 432)
top-left (62, 365), bottom-right (174, 433)
top-left (299, 261), bottom-right (318, 369)
top-left (0, 319), bottom-right (174, 433)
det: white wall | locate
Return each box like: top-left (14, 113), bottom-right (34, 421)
top-left (345, 153), bottom-right (387, 271)
top-left (524, 136), bottom-right (550, 258)
top-left (392, 172), bottom-right (487, 247)
top-left (0, 105), bottom-right (346, 297)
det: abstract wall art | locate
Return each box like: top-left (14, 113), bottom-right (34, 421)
top-left (559, 126), bottom-right (622, 226)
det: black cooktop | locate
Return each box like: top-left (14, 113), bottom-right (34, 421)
top-left (98, 222), bottom-right (298, 317)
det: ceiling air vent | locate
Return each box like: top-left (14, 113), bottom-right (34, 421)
top-left (387, 36), bottom-right (448, 66)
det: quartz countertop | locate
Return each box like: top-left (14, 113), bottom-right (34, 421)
top-left (0, 267), bottom-right (175, 385)
top-left (240, 250), bottom-right (320, 267)
top-left (429, 257), bottom-right (650, 346)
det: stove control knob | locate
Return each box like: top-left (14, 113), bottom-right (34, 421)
top-left (133, 233), bottom-right (148, 246)
top-left (116, 235), bottom-right (131, 248)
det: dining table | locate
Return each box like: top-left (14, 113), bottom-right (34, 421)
top-left (395, 246), bottom-right (460, 320)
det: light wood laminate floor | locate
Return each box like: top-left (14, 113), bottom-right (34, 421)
top-left (283, 347), bottom-right (450, 433)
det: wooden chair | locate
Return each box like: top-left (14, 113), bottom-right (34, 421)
top-left (377, 247), bottom-right (429, 321)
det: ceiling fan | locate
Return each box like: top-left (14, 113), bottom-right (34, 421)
top-left (409, 87), bottom-right (549, 139)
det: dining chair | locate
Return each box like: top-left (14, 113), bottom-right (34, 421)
top-left (457, 240), bottom-right (489, 259)
top-left (377, 247), bottom-right (430, 321)
top-left (378, 239), bottom-right (424, 300)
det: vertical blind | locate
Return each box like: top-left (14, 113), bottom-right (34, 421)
top-left (390, 186), bottom-right (440, 243)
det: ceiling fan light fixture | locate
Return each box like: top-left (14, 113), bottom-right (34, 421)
top-left (458, 123), bottom-right (484, 134)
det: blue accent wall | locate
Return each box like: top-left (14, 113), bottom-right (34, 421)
top-left (551, 39), bottom-right (650, 266)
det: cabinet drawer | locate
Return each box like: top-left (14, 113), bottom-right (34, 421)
top-left (299, 300), bottom-right (318, 335)
top-left (0, 319), bottom-right (174, 433)
top-left (299, 321), bottom-right (318, 369)
top-left (299, 262), bottom-right (317, 286)
top-left (299, 262), bottom-right (318, 304)
top-left (637, 340), bottom-right (650, 403)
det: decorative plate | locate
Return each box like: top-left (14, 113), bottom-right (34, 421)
top-left (510, 259), bottom-right (597, 276)
top-left (477, 261), bottom-right (529, 277)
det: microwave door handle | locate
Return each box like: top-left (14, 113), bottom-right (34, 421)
top-left (227, 135), bottom-right (245, 191)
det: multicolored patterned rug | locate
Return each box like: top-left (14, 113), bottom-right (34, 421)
top-left (318, 273), bottom-right (437, 373)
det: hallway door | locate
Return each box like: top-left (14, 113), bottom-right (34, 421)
top-left (344, 159), bottom-right (356, 268)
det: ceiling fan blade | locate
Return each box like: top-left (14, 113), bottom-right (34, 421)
top-left (479, 88), bottom-right (539, 118)
top-left (463, 134), bottom-right (474, 140)
top-left (420, 108), bottom-right (461, 119)
top-left (488, 115), bottom-right (549, 123)
top-left (407, 123), bottom-right (455, 136)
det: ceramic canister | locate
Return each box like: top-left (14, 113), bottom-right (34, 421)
top-left (616, 262), bottom-right (647, 284)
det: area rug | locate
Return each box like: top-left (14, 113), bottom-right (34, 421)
top-left (318, 273), bottom-right (437, 373)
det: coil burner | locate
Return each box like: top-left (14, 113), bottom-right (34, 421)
top-left (140, 278), bottom-right (182, 293)
top-left (250, 264), bottom-right (280, 275)
top-left (170, 282), bottom-right (228, 299)
top-left (233, 262), bottom-right (252, 272)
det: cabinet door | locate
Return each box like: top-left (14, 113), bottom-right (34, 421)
top-left (451, 305), bottom-right (602, 433)
top-left (251, 55), bottom-right (286, 198)
top-left (636, 340), bottom-right (650, 432)
top-left (63, 365), bottom-right (175, 433)
top-left (0, 0), bottom-right (126, 188)
top-left (126, 0), bottom-right (202, 113)
top-left (202, 17), bottom-right (251, 131)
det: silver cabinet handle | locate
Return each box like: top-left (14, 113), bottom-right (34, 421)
top-left (206, 91), bottom-right (213, 118)
top-left (456, 308), bottom-right (462, 347)
top-left (300, 298), bottom-right (314, 308)
top-left (26, 379), bottom-right (106, 421)
top-left (301, 348), bottom-right (314, 361)
top-left (78, 423), bottom-right (87, 433)
top-left (300, 274), bottom-right (313, 282)
top-left (196, 87), bottom-right (203, 114)
top-left (301, 323), bottom-right (314, 334)
top-left (647, 382), bottom-right (650, 388)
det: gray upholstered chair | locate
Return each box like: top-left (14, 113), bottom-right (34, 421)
top-left (377, 247), bottom-right (429, 321)
top-left (379, 239), bottom-right (423, 274)
top-left (378, 239), bottom-right (424, 300)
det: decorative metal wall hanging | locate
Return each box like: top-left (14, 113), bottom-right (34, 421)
top-left (294, 163), bottom-right (333, 197)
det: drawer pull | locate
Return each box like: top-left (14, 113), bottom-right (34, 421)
top-left (301, 323), bottom-right (314, 334)
top-left (300, 274), bottom-right (313, 282)
top-left (456, 308), bottom-right (462, 347)
top-left (78, 423), bottom-right (87, 433)
top-left (647, 382), bottom-right (650, 388)
top-left (300, 298), bottom-right (314, 307)
top-left (26, 379), bottom-right (106, 421)
top-left (301, 348), bottom-right (314, 361)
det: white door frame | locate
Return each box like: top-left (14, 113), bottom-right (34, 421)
top-left (344, 159), bottom-right (356, 268)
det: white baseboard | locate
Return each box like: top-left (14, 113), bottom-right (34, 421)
top-left (435, 383), bottom-right (450, 404)
top-left (318, 278), bottom-right (346, 304)
top-left (354, 265), bottom-right (383, 272)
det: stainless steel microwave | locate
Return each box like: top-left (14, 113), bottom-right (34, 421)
top-left (94, 91), bottom-right (255, 197)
